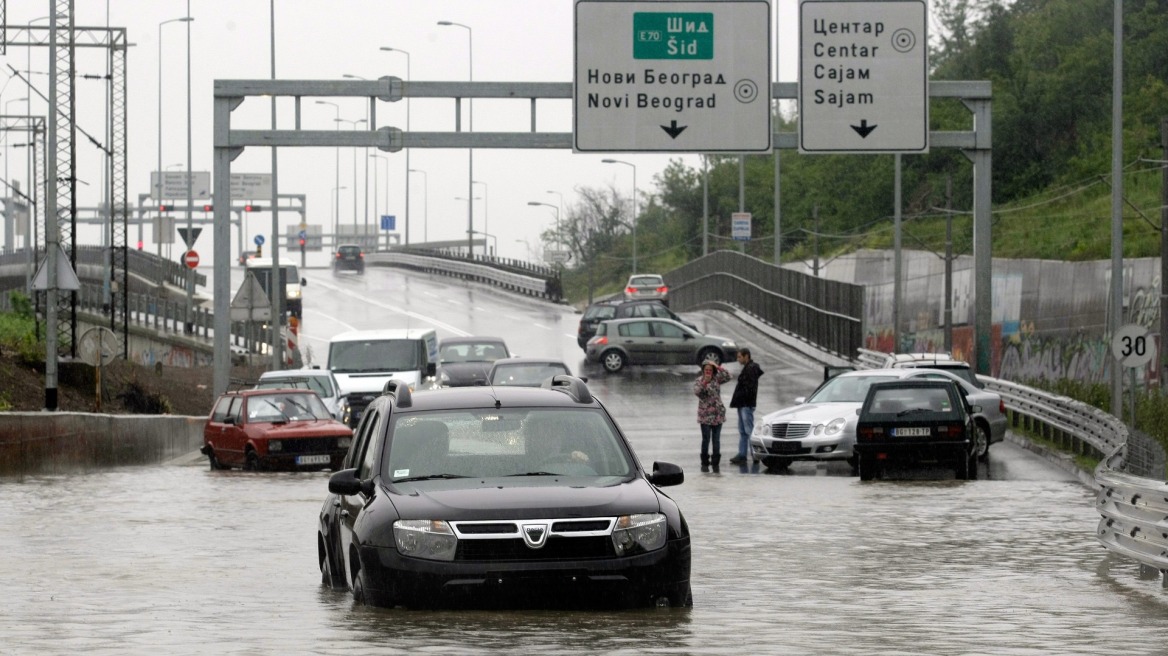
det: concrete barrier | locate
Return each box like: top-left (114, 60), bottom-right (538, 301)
top-left (0, 413), bottom-right (204, 476)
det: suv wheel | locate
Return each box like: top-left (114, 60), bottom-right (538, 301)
top-left (602, 350), bottom-right (626, 373)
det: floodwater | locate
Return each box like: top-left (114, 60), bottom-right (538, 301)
top-left (2, 441), bottom-right (1166, 655)
top-left (3, 275), bottom-right (1167, 654)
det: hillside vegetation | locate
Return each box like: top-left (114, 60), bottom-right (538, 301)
top-left (552, 0), bottom-right (1168, 301)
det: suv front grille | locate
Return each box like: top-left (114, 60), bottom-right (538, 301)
top-left (450, 517), bottom-right (616, 562)
top-left (771, 423), bottom-right (811, 439)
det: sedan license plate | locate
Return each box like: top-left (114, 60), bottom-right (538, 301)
top-left (770, 441), bottom-right (802, 454)
top-left (893, 427), bottom-right (931, 437)
top-left (296, 454), bottom-right (331, 465)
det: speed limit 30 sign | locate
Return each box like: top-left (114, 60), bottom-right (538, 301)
top-left (1111, 323), bottom-right (1154, 368)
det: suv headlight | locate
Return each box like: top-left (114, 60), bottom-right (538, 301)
top-left (394, 520), bottom-right (458, 561)
top-left (611, 513), bottom-right (666, 556)
top-left (753, 422), bottom-right (770, 438)
top-left (287, 287), bottom-right (301, 299)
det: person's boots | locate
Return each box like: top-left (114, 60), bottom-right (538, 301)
top-left (711, 454), bottom-right (721, 473)
top-left (700, 453), bottom-right (710, 473)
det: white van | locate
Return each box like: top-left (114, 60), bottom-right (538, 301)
top-left (327, 328), bottom-right (439, 423)
top-left (245, 257), bottom-right (306, 318)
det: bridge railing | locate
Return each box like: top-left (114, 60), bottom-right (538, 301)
top-left (368, 248), bottom-right (563, 302)
top-left (857, 346), bottom-right (1168, 587)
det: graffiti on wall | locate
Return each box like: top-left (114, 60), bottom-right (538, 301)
top-left (855, 252), bottom-right (1163, 384)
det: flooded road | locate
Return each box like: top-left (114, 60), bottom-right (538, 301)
top-left (3, 270), bottom-right (1166, 654)
top-left (3, 451), bottom-right (1164, 655)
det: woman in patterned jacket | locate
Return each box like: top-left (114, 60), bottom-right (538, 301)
top-left (693, 358), bottom-right (732, 473)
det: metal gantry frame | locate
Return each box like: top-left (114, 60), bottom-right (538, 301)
top-left (212, 77), bottom-right (991, 394)
top-left (3, 17), bottom-right (130, 364)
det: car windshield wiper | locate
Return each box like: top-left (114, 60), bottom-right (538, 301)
top-left (392, 474), bottom-right (468, 483)
top-left (507, 471), bottom-right (559, 477)
top-left (896, 408), bottom-right (934, 417)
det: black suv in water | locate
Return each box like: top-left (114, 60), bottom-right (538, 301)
top-left (333, 244), bottom-right (365, 274)
top-left (317, 376), bottom-right (691, 610)
top-left (576, 299), bottom-right (698, 349)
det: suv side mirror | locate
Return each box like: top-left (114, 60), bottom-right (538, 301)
top-left (300, 277), bottom-right (308, 286)
top-left (328, 468), bottom-right (373, 496)
top-left (648, 461), bottom-right (684, 487)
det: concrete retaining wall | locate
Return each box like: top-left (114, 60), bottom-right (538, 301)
top-left (0, 413), bottom-right (204, 476)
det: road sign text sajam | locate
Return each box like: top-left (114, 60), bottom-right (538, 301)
top-left (798, 0), bottom-right (928, 153)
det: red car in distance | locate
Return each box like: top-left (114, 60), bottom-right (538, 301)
top-left (202, 388), bottom-right (353, 471)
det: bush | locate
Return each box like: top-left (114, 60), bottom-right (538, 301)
top-left (116, 381), bottom-right (173, 414)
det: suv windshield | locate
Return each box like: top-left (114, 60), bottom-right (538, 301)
top-left (384, 408), bottom-right (633, 481)
top-left (329, 339), bottom-right (420, 373)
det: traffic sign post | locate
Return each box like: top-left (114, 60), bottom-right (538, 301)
top-left (574, 0), bottom-right (772, 153)
top-left (798, 0), bottom-right (929, 153)
top-left (183, 250), bottom-right (200, 269)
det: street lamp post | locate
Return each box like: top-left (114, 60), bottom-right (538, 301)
top-left (370, 154), bottom-right (389, 250)
top-left (314, 100), bottom-right (341, 248)
top-left (343, 74), bottom-right (372, 240)
top-left (528, 201), bottom-right (561, 267)
top-left (438, 20), bottom-right (474, 256)
top-left (602, 158), bottom-right (638, 274)
top-left (409, 168), bottom-right (428, 244)
top-left (473, 180), bottom-right (488, 255)
top-left (380, 46), bottom-right (411, 245)
top-left (455, 195), bottom-right (482, 255)
top-left (330, 186), bottom-right (347, 246)
top-left (336, 117), bottom-right (366, 246)
top-left (157, 16), bottom-right (192, 261)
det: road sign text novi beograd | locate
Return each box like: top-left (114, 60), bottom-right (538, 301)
top-left (798, 0), bottom-right (928, 153)
top-left (574, 0), bottom-right (772, 153)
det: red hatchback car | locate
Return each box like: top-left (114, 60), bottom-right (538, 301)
top-left (202, 388), bottom-right (353, 471)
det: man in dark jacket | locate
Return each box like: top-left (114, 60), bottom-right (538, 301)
top-left (728, 347), bottom-right (764, 464)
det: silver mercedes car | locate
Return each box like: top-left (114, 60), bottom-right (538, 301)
top-left (750, 368), bottom-right (1007, 472)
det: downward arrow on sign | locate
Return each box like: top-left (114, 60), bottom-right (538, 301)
top-left (661, 120), bottom-right (688, 139)
top-left (851, 120), bottom-right (877, 138)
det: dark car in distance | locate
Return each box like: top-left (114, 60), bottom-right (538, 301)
top-left (202, 388), bottom-right (353, 471)
top-left (317, 377), bottom-right (691, 610)
top-left (436, 336), bottom-right (512, 387)
top-left (333, 244), bottom-right (365, 274)
top-left (576, 299), bottom-right (698, 349)
top-left (853, 379), bottom-right (980, 481)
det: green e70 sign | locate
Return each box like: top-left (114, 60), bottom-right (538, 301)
top-left (632, 12), bottom-right (714, 59)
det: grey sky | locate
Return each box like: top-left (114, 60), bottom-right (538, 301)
top-left (1, 0), bottom-right (809, 262)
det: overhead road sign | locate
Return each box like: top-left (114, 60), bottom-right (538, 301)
top-left (574, 0), bottom-right (772, 153)
top-left (798, 0), bottom-right (928, 153)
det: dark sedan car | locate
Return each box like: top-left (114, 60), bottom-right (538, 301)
top-left (317, 377), bottom-right (691, 610)
top-left (853, 379), bottom-right (980, 481)
top-left (485, 357), bottom-right (575, 387)
top-left (436, 336), bottom-right (512, 387)
top-left (202, 388), bottom-right (353, 471)
top-left (333, 244), bottom-right (365, 274)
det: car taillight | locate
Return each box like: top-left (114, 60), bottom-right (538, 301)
top-left (656, 286), bottom-right (669, 293)
top-left (358, 252), bottom-right (364, 259)
top-left (626, 286), bottom-right (636, 295)
top-left (335, 252), bottom-right (342, 259)
top-left (999, 400), bottom-right (1006, 414)
top-left (935, 423), bottom-right (966, 435)
top-left (592, 336), bottom-right (609, 346)
top-left (856, 426), bottom-right (882, 441)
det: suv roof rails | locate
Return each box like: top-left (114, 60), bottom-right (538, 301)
top-left (227, 377), bottom-right (257, 391)
top-left (382, 379), bottom-right (413, 408)
top-left (541, 375), bottom-right (593, 404)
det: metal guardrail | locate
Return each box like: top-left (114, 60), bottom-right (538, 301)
top-left (1095, 448), bottom-right (1168, 589)
top-left (367, 249), bottom-right (562, 301)
top-left (858, 347), bottom-right (1167, 587)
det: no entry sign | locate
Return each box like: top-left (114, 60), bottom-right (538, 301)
top-left (184, 250), bottom-right (200, 269)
